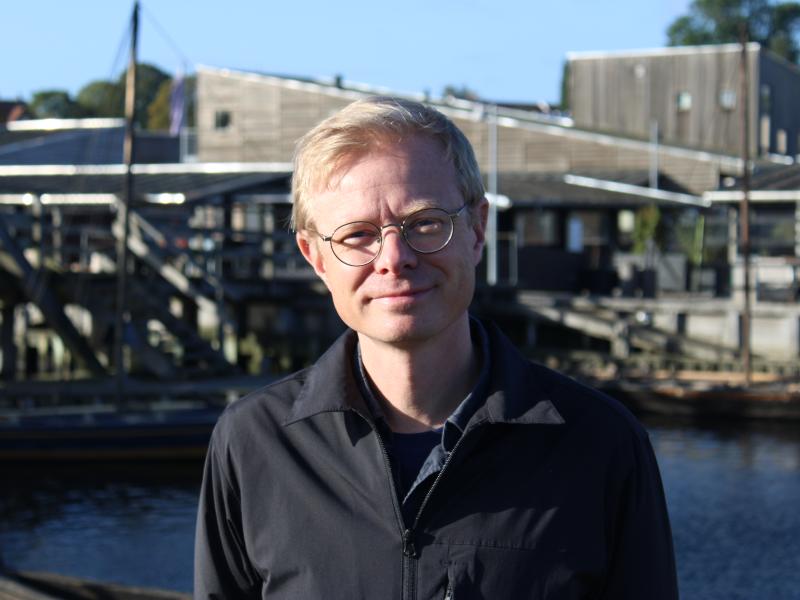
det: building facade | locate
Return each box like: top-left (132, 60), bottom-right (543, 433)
top-left (568, 43), bottom-right (800, 159)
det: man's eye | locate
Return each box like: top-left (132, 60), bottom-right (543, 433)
top-left (336, 229), bottom-right (378, 246)
top-left (407, 217), bottom-right (444, 234)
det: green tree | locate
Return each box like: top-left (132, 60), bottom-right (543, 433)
top-left (442, 84), bottom-right (481, 101)
top-left (29, 90), bottom-right (85, 118)
top-left (123, 63), bottom-right (170, 128)
top-left (147, 78), bottom-right (172, 130)
top-left (76, 80), bottom-right (124, 118)
top-left (73, 63), bottom-right (170, 127)
top-left (667, 0), bottom-right (800, 63)
top-left (145, 74), bottom-right (196, 131)
top-left (633, 205), bottom-right (662, 254)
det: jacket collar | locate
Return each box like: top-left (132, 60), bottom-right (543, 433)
top-left (285, 321), bottom-right (565, 428)
top-left (285, 330), bottom-right (369, 425)
top-left (475, 321), bottom-right (565, 427)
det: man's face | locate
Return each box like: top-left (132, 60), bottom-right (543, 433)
top-left (297, 135), bottom-right (487, 348)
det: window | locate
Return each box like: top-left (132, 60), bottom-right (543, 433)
top-left (777, 130), bottom-right (788, 155)
top-left (751, 207), bottom-right (795, 256)
top-left (676, 91), bottom-right (692, 112)
top-left (214, 110), bottom-right (232, 130)
top-left (760, 115), bottom-right (771, 153)
top-left (518, 210), bottom-right (560, 246)
top-left (760, 84), bottom-right (772, 114)
top-left (719, 89), bottom-right (737, 111)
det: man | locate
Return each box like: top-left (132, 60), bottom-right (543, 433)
top-left (194, 97), bottom-right (678, 599)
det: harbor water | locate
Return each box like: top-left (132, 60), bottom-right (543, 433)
top-left (1, 416), bottom-right (799, 599)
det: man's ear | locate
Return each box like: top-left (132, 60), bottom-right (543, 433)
top-left (471, 197), bottom-right (489, 265)
top-left (296, 231), bottom-right (330, 286)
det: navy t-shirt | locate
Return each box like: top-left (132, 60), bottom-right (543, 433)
top-left (391, 429), bottom-right (442, 497)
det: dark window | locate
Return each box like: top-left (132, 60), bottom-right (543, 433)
top-left (517, 209), bottom-right (560, 246)
top-left (214, 110), bottom-right (231, 130)
top-left (760, 85), bottom-right (772, 114)
top-left (751, 207), bottom-right (795, 256)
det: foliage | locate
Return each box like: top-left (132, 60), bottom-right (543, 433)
top-left (559, 61), bottom-right (571, 112)
top-left (183, 76), bottom-right (197, 128)
top-left (442, 84), bottom-right (481, 101)
top-left (32, 63), bottom-right (183, 130)
top-left (632, 204), bottom-right (662, 254)
top-left (77, 80), bottom-right (123, 118)
top-left (671, 209), bottom-right (706, 265)
top-left (666, 0), bottom-right (800, 63)
top-left (145, 74), bottom-right (196, 131)
top-left (29, 90), bottom-right (85, 118)
top-left (147, 79), bottom-right (173, 130)
top-left (121, 63), bottom-right (171, 128)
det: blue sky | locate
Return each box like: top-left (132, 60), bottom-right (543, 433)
top-left (2, 0), bottom-right (692, 104)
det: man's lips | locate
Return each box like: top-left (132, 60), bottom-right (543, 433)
top-left (370, 286), bottom-right (434, 301)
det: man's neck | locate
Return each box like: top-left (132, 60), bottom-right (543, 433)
top-left (358, 316), bottom-right (479, 433)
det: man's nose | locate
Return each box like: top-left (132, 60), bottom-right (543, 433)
top-left (374, 226), bottom-right (417, 272)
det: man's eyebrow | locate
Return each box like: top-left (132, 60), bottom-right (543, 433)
top-left (401, 199), bottom-right (442, 214)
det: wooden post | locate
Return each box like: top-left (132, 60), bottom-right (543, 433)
top-left (1, 300), bottom-right (17, 380)
top-left (114, 1), bottom-right (139, 399)
top-left (739, 30), bottom-right (752, 384)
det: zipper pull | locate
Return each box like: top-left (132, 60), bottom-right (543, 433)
top-left (444, 583), bottom-right (454, 600)
top-left (402, 529), bottom-right (417, 558)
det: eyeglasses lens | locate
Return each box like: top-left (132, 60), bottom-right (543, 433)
top-left (330, 208), bottom-right (455, 266)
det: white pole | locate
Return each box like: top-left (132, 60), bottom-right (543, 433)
top-left (650, 119), bottom-right (659, 189)
top-left (487, 104), bottom-right (498, 286)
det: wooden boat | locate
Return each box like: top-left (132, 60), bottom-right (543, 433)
top-left (0, 375), bottom-right (271, 461)
top-left (594, 371), bottom-right (800, 420)
top-left (0, 402), bottom-right (223, 461)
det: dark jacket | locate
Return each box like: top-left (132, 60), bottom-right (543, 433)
top-left (194, 323), bottom-right (678, 599)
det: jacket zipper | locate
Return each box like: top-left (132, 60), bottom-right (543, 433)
top-left (358, 409), bottom-right (483, 600)
top-left (404, 422), bottom-right (483, 600)
top-left (410, 422), bottom-right (477, 532)
top-left (355, 411), bottom-right (415, 600)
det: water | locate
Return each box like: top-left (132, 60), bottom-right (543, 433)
top-left (645, 417), bottom-right (800, 600)
top-left (1, 418), bottom-right (799, 598)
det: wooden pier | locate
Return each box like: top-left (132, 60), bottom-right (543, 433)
top-left (0, 174), bottom-right (345, 387)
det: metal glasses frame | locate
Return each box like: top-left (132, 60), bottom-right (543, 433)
top-left (314, 203), bottom-right (469, 267)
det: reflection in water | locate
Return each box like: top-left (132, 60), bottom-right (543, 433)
top-left (1, 421), bottom-right (799, 598)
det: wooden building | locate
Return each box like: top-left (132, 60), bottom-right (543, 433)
top-left (195, 65), bottom-right (746, 195)
top-left (568, 43), bottom-right (800, 159)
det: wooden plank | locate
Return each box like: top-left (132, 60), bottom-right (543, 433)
top-left (0, 575), bottom-right (61, 599)
top-left (5, 572), bottom-right (190, 600)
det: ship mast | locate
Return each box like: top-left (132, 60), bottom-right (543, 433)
top-left (114, 1), bottom-right (139, 400)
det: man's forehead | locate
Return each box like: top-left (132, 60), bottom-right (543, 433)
top-left (320, 137), bottom-right (452, 192)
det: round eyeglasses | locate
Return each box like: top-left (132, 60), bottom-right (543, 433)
top-left (312, 204), bottom-right (468, 267)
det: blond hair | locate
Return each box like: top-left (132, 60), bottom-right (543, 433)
top-left (291, 96), bottom-right (484, 230)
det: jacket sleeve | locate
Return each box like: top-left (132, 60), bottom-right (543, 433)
top-left (194, 426), bottom-right (261, 599)
top-left (602, 429), bottom-right (679, 600)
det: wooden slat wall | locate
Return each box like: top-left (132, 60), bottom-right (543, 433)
top-left (196, 68), bottom-right (724, 194)
top-left (569, 48), bottom-right (764, 157)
